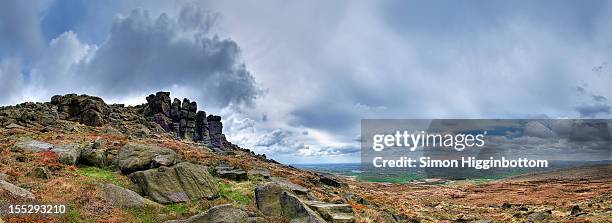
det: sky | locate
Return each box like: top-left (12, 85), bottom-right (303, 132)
top-left (0, 0), bottom-right (611, 164)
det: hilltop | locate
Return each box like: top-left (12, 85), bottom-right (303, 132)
top-left (0, 92), bottom-right (610, 223)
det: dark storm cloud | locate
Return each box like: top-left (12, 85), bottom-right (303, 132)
top-left (574, 103), bottom-right (611, 118)
top-left (76, 8), bottom-right (258, 107)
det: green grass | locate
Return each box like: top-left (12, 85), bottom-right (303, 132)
top-left (75, 166), bottom-right (127, 187)
top-left (64, 205), bottom-right (87, 223)
top-left (165, 203), bottom-right (189, 215)
top-left (218, 181), bottom-right (253, 205)
top-left (127, 207), bottom-right (158, 223)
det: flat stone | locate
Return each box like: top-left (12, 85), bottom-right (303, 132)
top-left (11, 139), bottom-right (53, 152)
top-left (0, 180), bottom-right (35, 200)
top-left (272, 177), bottom-right (309, 195)
top-left (305, 201), bottom-right (354, 223)
top-left (248, 168), bottom-right (271, 179)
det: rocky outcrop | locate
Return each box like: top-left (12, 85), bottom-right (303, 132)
top-left (129, 162), bottom-right (219, 204)
top-left (271, 177), bottom-right (309, 195)
top-left (99, 183), bottom-right (160, 208)
top-left (166, 204), bottom-right (248, 223)
top-left (0, 180), bottom-right (35, 200)
top-left (117, 143), bottom-right (177, 174)
top-left (51, 94), bottom-right (109, 126)
top-left (142, 92), bottom-right (223, 146)
top-left (208, 115), bottom-right (229, 149)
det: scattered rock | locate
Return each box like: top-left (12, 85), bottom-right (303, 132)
top-left (117, 143), bottom-right (177, 173)
top-left (99, 183), bottom-right (160, 208)
top-left (215, 164), bottom-right (247, 181)
top-left (5, 123), bottom-right (24, 129)
top-left (280, 191), bottom-right (326, 223)
top-left (29, 167), bottom-right (51, 179)
top-left (255, 182), bottom-right (284, 216)
top-left (51, 144), bottom-right (82, 165)
top-left (169, 204), bottom-right (248, 223)
top-left (129, 162), bottom-right (219, 204)
top-left (319, 175), bottom-right (347, 188)
top-left (11, 139), bottom-right (53, 152)
top-left (305, 200), bottom-right (355, 223)
top-left (343, 193), bottom-right (369, 205)
top-left (569, 205), bottom-right (584, 216)
top-left (0, 180), bottom-right (35, 200)
top-left (501, 202), bottom-right (512, 209)
top-left (526, 210), bottom-right (551, 223)
top-left (248, 168), bottom-right (271, 179)
top-left (272, 177), bottom-right (309, 195)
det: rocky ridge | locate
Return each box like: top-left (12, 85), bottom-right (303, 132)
top-left (0, 92), bottom-right (357, 223)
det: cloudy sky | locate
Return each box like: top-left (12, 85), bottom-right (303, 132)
top-left (1, 0), bottom-right (611, 164)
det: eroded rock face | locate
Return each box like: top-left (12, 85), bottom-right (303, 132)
top-left (128, 162), bottom-right (219, 204)
top-left (142, 92), bottom-right (215, 144)
top-left (51, 94), bottom-right (109, 126)
top-left (117, 143), bottom-right (177, 174)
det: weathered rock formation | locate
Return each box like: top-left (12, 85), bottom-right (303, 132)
top-left (128, 162), bottom-right (219, 204)
top-left (117, 143), bottom-right (177, 174)
top-left (1, 91), bottom-right (235, 151)
top-left (142, 92), bottom-right (230, 148)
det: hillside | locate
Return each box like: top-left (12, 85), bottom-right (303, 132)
top-left (0, 92), bottom-right (610, 223)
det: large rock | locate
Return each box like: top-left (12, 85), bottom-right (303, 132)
top-left (80, 139), bottom-right (109, 167)
top-left (168, 204), bottom-right (248, 223)
top-left (255, 182), bottom-right (284, 216)
top-left (280, 191), bottom-right (326, 223)
top-left (215, 164), bottom-right (247, 181)
top-left (305, 201), bottom-right (354, 223)
top-left (207, 115), bottom-right (228, 149)
top-left (99, 183), bottom-right (159, 208)
top-left (51, 144), bottom-right (81, 165)
top-left (11, 139), bottom-right (53, 152)
top-left (195, 111), bottom-right (211, 146)
top-left (129, 162), bottom-right (219, 204)
top-left (117, 143), bottom-right (177, 173)
top-left (0, 180), bottom-right (35, 200)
